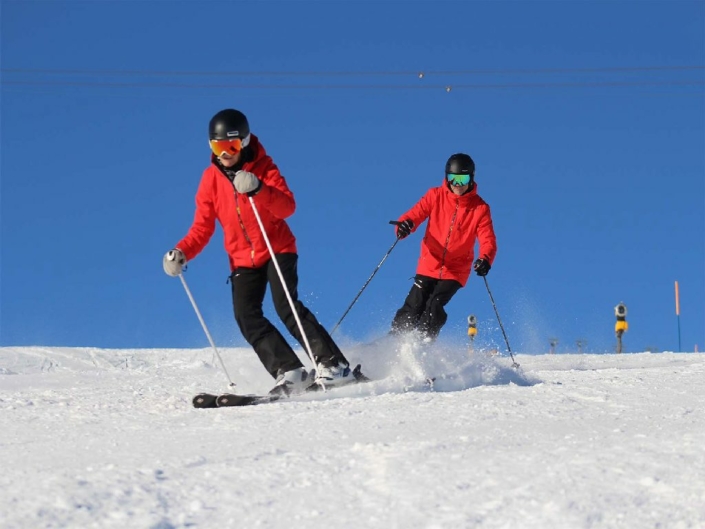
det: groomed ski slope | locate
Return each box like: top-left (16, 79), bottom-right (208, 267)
top-left (0, 340), bottom-right (703, 529)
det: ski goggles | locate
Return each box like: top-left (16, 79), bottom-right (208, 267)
top-left (446, 173), bottom-right (471, 187)
top-left (209, 134), bottom-right (251, 157)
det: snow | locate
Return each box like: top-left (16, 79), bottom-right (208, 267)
top-left (1, 341), bottom-right (703, 528)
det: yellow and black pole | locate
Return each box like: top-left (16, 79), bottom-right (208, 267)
top-left (467, 314), bottom-right (477, 354)
top-left (615, 302), bottom-right (628, 354)
top-left (675, 281), bottom-right (681, 352)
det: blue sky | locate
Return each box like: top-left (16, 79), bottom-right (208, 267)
top-left (1, 0), bottom-right (703, 355)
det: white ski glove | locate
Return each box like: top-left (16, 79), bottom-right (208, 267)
top-left (163, 248), bottom-right (187, 277)
top-left (233, 170), bottom-right (262, 196)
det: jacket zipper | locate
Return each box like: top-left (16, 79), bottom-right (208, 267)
top-left (234, 192), bottom-right (257, 267)
top-left (439, 200), bottom-right (460, 278)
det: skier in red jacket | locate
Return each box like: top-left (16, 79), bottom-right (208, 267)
top-left (163, 109), bottom-right (351, 395)
top-left (391, 153), bottom-right (497, 340)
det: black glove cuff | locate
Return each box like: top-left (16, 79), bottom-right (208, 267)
top-left (246, 179), bottom-right (263, 197)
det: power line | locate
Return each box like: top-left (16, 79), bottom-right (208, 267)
top-left (2, 80), bottom-right (702, 91)
top-left (1, 65), bottom-right (703, 78)
top-left (3, 64), bottom-right (702, 93)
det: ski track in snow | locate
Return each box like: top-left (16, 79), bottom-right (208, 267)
top-left (0, 341), bottom-right (703, 529)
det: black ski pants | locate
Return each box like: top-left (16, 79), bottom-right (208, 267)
top-left (391, 274), bottom-right (462, 340)
top-left (230, 253), bottom-right (347, 378)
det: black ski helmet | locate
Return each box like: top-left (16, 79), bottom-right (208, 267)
top-left (209, 109), bottom-right (250, 141)
top-left (445, 153), bottom-right (475, 188)
top-left (445, 153), bottom-right (475, 177)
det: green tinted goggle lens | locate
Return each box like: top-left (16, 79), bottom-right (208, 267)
top-left (447, 173), bottom-right (471, 186)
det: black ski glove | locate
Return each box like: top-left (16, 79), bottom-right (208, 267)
top-left (396, 219), bottom-right (414, 239)
top-left (473, 258), bottom-right (491, 277)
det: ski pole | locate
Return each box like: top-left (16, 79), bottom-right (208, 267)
top-left (178, 273), bottom-right (236, 387)
top-left (482, 276), bottom-right (520, 368)
top-left (330, 222), bottom-right (403, 335)
top-left (248, 196), bottom-right (318, 378)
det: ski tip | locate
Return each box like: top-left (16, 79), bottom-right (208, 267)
top-left (192, 393), bottom-right (218, 409)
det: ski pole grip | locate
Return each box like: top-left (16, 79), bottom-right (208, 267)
top-left (389, 220), bottom-right (401, 226)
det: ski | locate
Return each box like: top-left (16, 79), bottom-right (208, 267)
top-left (192, 391), bottom-right (282, 408)
top-left (193, 364), bottom-right (369, 409)
top-left (216, 393), bottom-right (283, 407)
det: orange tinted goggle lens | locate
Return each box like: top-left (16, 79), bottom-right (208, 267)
top-left (210, 138), bottom-right (243, 157)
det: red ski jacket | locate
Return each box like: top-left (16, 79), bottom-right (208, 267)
top-left (176, 135), bottom-right (297, 270)
top-left (398, 180), bottom-right (497, 287)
